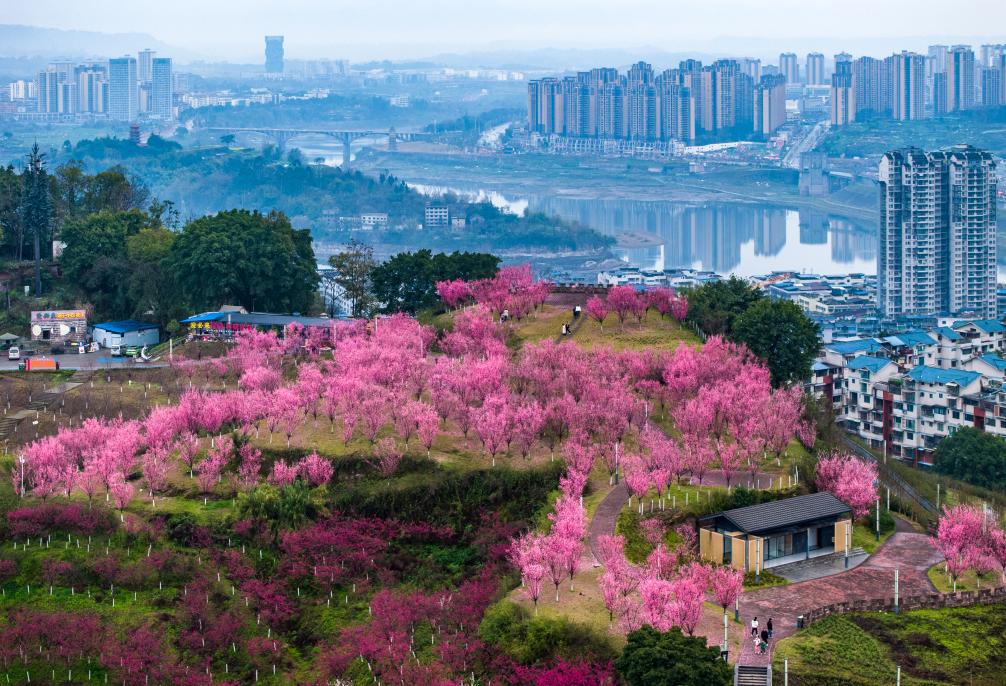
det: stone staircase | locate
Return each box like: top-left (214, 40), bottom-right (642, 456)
top-left (0, 415), bottom-right (20, 440)
top-left (735, 664), bottom-right (771, 686)
top-left (0, 369), bottom-right (92, 441)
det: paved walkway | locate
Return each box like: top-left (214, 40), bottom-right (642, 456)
top-left (735, 528), bottom-right (943, 668)
top-left (586, 468), bottom-right (782, 567)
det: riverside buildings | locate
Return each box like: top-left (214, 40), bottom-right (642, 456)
top-left (527, 59), bottom-right (787, 144)
top-left (878, 146), bottom-right (997, 321)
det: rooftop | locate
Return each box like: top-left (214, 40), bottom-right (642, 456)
top-left (978, 354), bottom-right (1006, 372)
top-left (825, 338), bottom-right (883, 355)
top-left (883, 330), bottom-right (936, 347)
top-left (703, 492), bottom-right (852, 535)
top-left (906, 365), bottom-right (982, 387)
top-left (931, 326), bottom-right (961, 341)
top-left (847, 355), bottom-right (893, 373)
top-left (953, 319), bottom-right (1006, 334)
top-left (93, 320), bottom-right (159, 334)
top-left (181, 311), bottom-right (333, 328)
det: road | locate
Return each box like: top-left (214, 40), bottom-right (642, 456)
top-left (784, 120), bottom-right (829, 169)
top-left (0, 350), bottom-right (163, 371)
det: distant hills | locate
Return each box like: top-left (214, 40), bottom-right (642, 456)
top-left (0, 24), bottom-right (196, 61)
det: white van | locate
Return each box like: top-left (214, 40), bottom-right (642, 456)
top-left (7, 346), bottom-right (19, 360)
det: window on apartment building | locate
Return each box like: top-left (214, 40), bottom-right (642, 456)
top-left (861, 383), bottom-right (867, 393)
top-left (906, 432), bottom-right (914, 439)
top-left (952, 411), bottom-right (960, 419)
top-left (906, 420), bottom-right (915, 430)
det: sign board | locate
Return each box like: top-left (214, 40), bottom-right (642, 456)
top-left (31, 310), bottom-right (87, 322)
top-left (29, 310), bottom-right (88, 343)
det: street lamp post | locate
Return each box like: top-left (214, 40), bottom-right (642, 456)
top-left (876, 498), bottom-right (881, 542)
top-left (844, 521), bottom-right (850, 569)
top-left (894, 567), bottom-right (900, 614)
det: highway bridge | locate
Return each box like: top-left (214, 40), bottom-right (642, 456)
top-left (203, 126), bottom-right (434, 167)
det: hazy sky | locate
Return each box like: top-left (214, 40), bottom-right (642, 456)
top-left (6, 0), bottom-right (1005, 61)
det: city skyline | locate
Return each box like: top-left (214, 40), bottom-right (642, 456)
top-left (3, 1), bottom-right (1006, 62)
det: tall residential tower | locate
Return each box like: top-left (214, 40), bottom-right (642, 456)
top-left (878, 146), bottom-right (997, 319)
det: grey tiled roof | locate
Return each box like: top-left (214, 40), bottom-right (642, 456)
top-left (712, 492), bottom-right (851, 535)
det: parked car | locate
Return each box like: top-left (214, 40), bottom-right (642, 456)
top-left (8, 346), bottom-right (18, 360)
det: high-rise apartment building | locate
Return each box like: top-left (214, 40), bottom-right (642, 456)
top-left (150, 57), bottom-right (173, 119)
top-left (981, 68), bottom-right (1002, 107)
top-left (740, 58), bottom-right (761, 82)
top-left (830, 56), bottom-right (855, 125)
top-left (108, 56), bottom-right (138, 121)
top-left (138, 49), bottom-right (155, 83)
top-left (779, 52), bottom-right (799, 84)
top-left (945, 45), bottom-right (975, 112)
top-left (265, 36), bottom-right (284, 74)
top-left (852, 56), bottom-right (888, 117)
top-left (806, 53), bottom-right (826, 85)
top-left (753, 74), bottom-right (786, 135)
top-left (878, 146), bottom-right (997, 319)
top-left (980, 43), bottom-right (1006, 67)
top-left (889, 52), bottom-right (926, 121)
top-left (527, 64), bottom-right (697, 143)
top-left (76, 65), bottom-right (107, 113)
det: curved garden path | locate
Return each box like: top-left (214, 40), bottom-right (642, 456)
top-left (586, 468), bottom-right (780, 565)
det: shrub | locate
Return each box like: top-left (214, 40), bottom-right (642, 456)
top-left (7, 503), bottom-right (116, 538)
top-left (616, 625), bottom-right (732, 686)
top-left (478, 600), bottom-right (617, 665)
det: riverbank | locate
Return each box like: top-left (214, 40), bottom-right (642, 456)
top-left (354, 149), bottom-right (881, 226)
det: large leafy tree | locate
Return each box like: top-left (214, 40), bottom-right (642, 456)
top-left (615, 626), bottom-right (732, 686)
top-left (683, 276), bottom-right (764, 336)
top-left (126, 226), bottom-right (183, 327)
top-left (0, 164), bottom-right (22, 259)
top-left (934, 426), bottom-right (1006, 490)
top-left (731, 298), bottom-right (820, 387)
top-left (170, 209), bottom-right (318, 313)
top-left (59, 209), bottom-right (155, 319)
top-left (328, 239), bottom-right (376, 318)
top-left (370, 249), bottom-right (499, 314)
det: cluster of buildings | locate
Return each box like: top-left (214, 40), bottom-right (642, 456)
top-left (831, 44), bottom-right (1006, 125)
top-left (810, 319), bottom-right (1006, 466)
top-left (527, 60), bottom-right (788, 144)
top-left (4, 50), bottom-right (175, 121)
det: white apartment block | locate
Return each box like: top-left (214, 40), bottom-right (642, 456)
top-left (809, 319), bottom-right (1006, 466)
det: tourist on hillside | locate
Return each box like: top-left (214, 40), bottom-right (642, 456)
top-left (751, 616), bottom-right (759, 636)
top-left (760, 628), bottom-right (769, 646)
top-left (767, 618), bottom-right (774, 639)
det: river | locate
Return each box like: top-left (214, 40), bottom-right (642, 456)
top-left (409, 183), bottom-right (878, 277)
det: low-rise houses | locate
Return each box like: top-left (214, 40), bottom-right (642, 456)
top-left (596, 267), bottom-right (720, 289)
top-left (810, 318), bottom-right (1006, 466)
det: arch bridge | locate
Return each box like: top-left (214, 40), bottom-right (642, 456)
top-left (204, 127), bottom-right (432, 167)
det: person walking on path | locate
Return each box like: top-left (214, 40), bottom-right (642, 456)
top-left (751, 617), bottom-right (759, 636)
top-left (760, 629), bottom-right (769, 646)
top-left (767, 618), bottom-right (774, 639)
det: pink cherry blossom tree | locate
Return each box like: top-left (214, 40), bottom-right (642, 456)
top-left (815, 451), bottom-right (878, 518)
top-left (585, 296), bottom-right (609, 332)
top-left (607, 285), bottom-right (639, 330)
top-left (373, 437), bottom-right (404, 477)
top-left (268, 459), bottom-right (299, 487)
top-left (298, 452), bottom-right (334, 486)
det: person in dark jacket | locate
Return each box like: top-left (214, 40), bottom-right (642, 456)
top-left (767, 618), bottom-right (774, 639)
